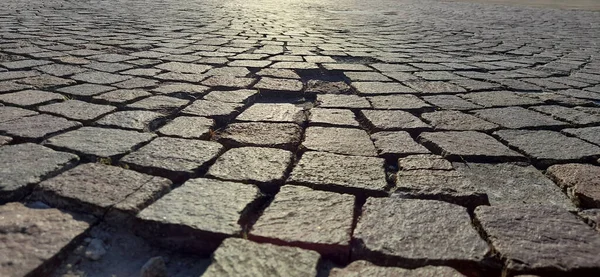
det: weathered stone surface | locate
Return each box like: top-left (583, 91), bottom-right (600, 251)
top-left (155, 62), bottom-right (211, 74)
top-left (289, 151), bottom-right (387, 196)
top-left (531, 105), bottom-right (600, 125)
top-left (495, 130), bottom-right (600, 165)
top-left (39, 100), bottom-right (116, 121)
top-left (254, 77), bottom-right (303, 92)
top-left (460, 91), bottom-right (544, 107)
top-left (547, 163), bottom-right (600, 208)
top-left (203, 238), bottom-right (320, 277)
top-left (352, 82), bottom-right (415, 95)
top-left (236, 103), bottom-right (305, 123)
top-left (371, 131), bottom-right (430, 157)
top-left (367, 95), bottom-right (431, 110)
top-left (329, 261), bottom-right (466, 277)
top-left (203, 89), bottom-right (257, 103)
top-left (153, 83), bottom-right (208, 95)
top-left (127, 95), bottom-right (189, 111)
top-left (181, 100), bottom-right (242, 119)
top-left (0, 114), bottom-right (81, 140)
top-left (404, 81), bottom-right (467, 94)
top-left (398, 154), bottom-right (453, 171)
top-left (305, 80), bottom-right (351, 94)
top-left (44, 127), bottom-right (156, 158)
top-left (71, 71), bottom-right (131, 84)
top-left (473, 107), bottom-right (566, 129)
top-left (157, 116), bottom-right (213, 139)
top-left (0, 89), bottom-right (63, 106)
top-left (250, 185), bottom-right (354, 261)
top-left (137, 179), bottom-right (260, 254)
top-left (344, 71), bottom-right (391, 82)
top-left (562, 126), bottom-right (600, 146)
top-left (421, 110), bottom-right (499, 131)
top-left (0, 106), bottom-right (38, 123)
top-left (0, 143), bottom-right (78, 204)
top-left (316, 94), bottom-right (371, 109)
top-left (354, 198), bottom-right (489, 267)
top-left (57, 83), bottom-right (115, 96)
top-left (419, 131), bottom-right (524, 162)
top-left (579, 209), bottom-right (600, 232)
top-left (216, 122), bottom-right (301, 150)
top-left (33, 163), bottom-right (171, 217)
top-left (361, 110), bottom-right (429, 131)
top-left (303, 127), bottom-right (376, 156)
top-left (308, 108), bottom-right (359, 127)
top-left (0, 203), bottom-right (92, 277)
top-left (96, 110), bottom-right (165, 131)
top-left (201, 76), bottom-right (255, 88)
top-left (207, 147), bottom-right (293, 187)
top-left (121, 137), bottom-right (223, 179)
top-left (475, 205), bottom-right (600, 275)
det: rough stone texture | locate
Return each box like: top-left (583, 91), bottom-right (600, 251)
top-left (0, 89), bottom-right (63, 107)
top-left (329, 261), bottom-right (466, 277)
top-left (352, 81), bottom-right (415, 95)
top-left (181, 100), bottom-right (243, 119)
top-left (419, 131), bottom-right (524, 162)
top-left (473, 107), bottom-right (566, 129)
top-left (250, 185), bottom-right (354, 261)
top-left (495, 130), bottom-right (600, 165)
top-left (305, 80), bottom-right (351, 94)
top-left (421, 110), bottom-right (499, 131)
top-left (120, 137), bottom-right (223, 179)
top-left (404, 81), bottom-right (467, 94)
top-left (71, 71), bottom-right (131, 84)
top-left (236, 103), bottom-right (305, 123)
top-left (93, 89), bottom-right (152, 104)
top-left (361, 110), bottom-right (430, 131)
top-left (308, 108), bottom-right (359, 127)
top-left (203, 89), bottom-right (257, 103)
top-left (96, 110), bottom-right (165, 131)
top-left (354, 198), bottom-right (489, 267)
top-left (460, 91), bottom-right (544, 107)
top-left (288, 151), bottom-right (388, 196)
top-left (56, 83), bottom-right (115, 96)
top-left (33, 163), bottom-right (172, 217)
top-left (39, 100), bottom-right (116, 121)
top-left (302, 126), bottom-right (377, 156)
top-left (254, 77), bottom-right (303, 92)
top-left (216, 122), bottom-right (302, 150)
top-left (137, 179), bottom-right (261, 254)
top-left (0, 203), bottom-right (92, 277)
top-left (0, 143), bottom-right (78, 204)
top-left (398, 154), bottom-right (454, 171)
top-left (367, 94), bottom-right (432, 110)
top-left (475, 205), bottom-right (600, 275)
top-left (127, 95), bottom-right (190, 111)
top-left (530, 105), bottom-right (600, 125)
top-left (547, 163), bottom-right (600, 208)
top-left (0, 106), bottom-right (38, 123)
top-left (316, 94), bottom-right (371, 109)
top-left (562, 126), bottom-right (600, 146)
top-left (203, 238), bottom-right (320, 277)
top-left (44, 127), bottom-right (156, 158)
top-left (207, 147), bottom-right (293, 187)
top-left (157, 116), bottom-right (213, 139)
top-left (0, 114), bottom-right (81, 141)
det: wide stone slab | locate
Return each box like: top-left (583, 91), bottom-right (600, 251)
top-left (44, 127), bottom-right (156, 159)
top-left (353, 198), bottom-right (489, 268)
top-left (288, 151), bottom-right (388, 196)
top-left (459, 91), bottom-right (543, 107)
top-left (546, 164), bottom-right (600, 208)
top-left (157, 116), bottom-right (214, 139)
top-left (421, 110), bottom-right (499, 131)
top-left (136, 178), bottom-right (261, 254)
top-left (308, 108), bottom-right (359, 127)
top-left (181, 100), bottom-right (243, 120)
top-left (0, 89), bottom-right (63, 107)
top-left (316, 94), bottom-right (371, 109)
top-left (250, 185), bottom-right (354, 262)
top-left (121, 137), bottom-right (223, 180)
top-left (203, 238), bottom-right (320, 277)
top-left (127, 95), bottom-right (190, 111)
top-left (475, 205), bottom-right (600, 275)
top-left (236, 103), bottom-right (305, 123)
top-left (329, 261), bottom-right (466, 277)
top-left (472, 107), bottom-right (566, 129)
top-left (361, 110), bottom-right (430, 131)
top-left (33, 163), bottom-right (172, 219)
top-left (0, 114), bottom-right (81, 141)
top-left (302, 127), bottom-right (377, 156)
top-left (39, 100), bottom-right (116, 122)
top-left (0, 203), bottom-right (92, 277)
top-left (562, 126), bottom-right (600, 146)
top-left (0, 106), bottom-right (38, 123)
top-left (203, 89), bottom-right (257, 103)
top-left (367, 95), bottom-right (431, 111)
top-left (0, 143), bottom-right (78, 204)
top-left (96, 110), bottom-right (165, 131)
top-left (419, 131), bottom-right (524, 162)
top-left (216, 122), bottom-right (302, 150)
top-left (352, 82), bottom-right (415, 95)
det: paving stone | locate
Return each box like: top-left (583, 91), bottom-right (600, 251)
top-left (0, 143), bottom-right (78, 204)
top-left (473, 107), bottom-right (566, 129)
top-left (343, 71), bottom-right (391, 82)
top-left (352, 82), bottom-right (415, 95)
top-left (256, 68), bottom-right (300, 79)
top-left (475, 205), bottom-right (600, 275)
top-left (205, 66), bottom-right (250, 77)
top-left (404, 81), bottom-right (467, 94)
top-left (181, 100), bottom-right (242, 119)
top-left (0, 70), bottom-right (39, 81)
top-left (201, 76), bottom-right (255, 88)
top-left (207, 147), bottom-right (293, 187)
top-left (271, 61), bottom-right (318, 69)
top-left (17, 74), bottom-right (75, 88)
top-left (302, 126), bottom-right (377, 156)
top-left (308, 108), bottom-right (359, 127)
top-left (71, 71), bottom-right (131, 84)
top-left (44, 127), bottom-right (156, 159)
top-left (329, 261), bottom-right (466, 277)
top-left (236, 103), bottom-right (305, 123)
top-left (422, 110), bottom-right (499, 131)
top-left (414, 71), bottom-right (463, 81)
top-left (216, 122), bottom-right (301, 150)
top-left (370, 63), bottom-right (416, 72)
top-left (0, 202), bottom-right (92, 277)
top-left (305, 80), bottom-right (352, 94)
top-left (0, 106), bottom-right (38, 123)
top-left (547, 163), bottom-right (600, 208)
top-left (155, 62), bottom-right (211, 74)
top-left (562, 126), bottom-right (600, 146)
top-left (93, 89), bottom-right (152, 103)
top-left (419, 131), bottom-right (524, 162)
top-left (33, 163), bottom-right (171, 218)
top-left (250, 185), bottom-right (354, 261)
top-left (136, 179), bottom-right (261, 254)
top-left (0, 80), bottom-right (33, 92)
top-left (113, 77), bottom-right (158, 89)
top-left (371, 131), bottom-right (430, 157)
top-left (556, 89), bottom-right (600, 101)
top-left (1, 59), bottom-right (51, 69)
top-left (154, 72), bottom-right (206, 83)
top-left (397, 154), bottom-right (454, 171)
top-left (353, 198), bottom-right (489, 267)
top-left (203, 89), bottom-right (257, 103)
top-left (228, 59), bottom-right (271, 68)
top-left (495, 130), bottom-right (600, 165)
top-left (153, 83), bottom-right (209, 95)
top-left (0, 90), bottom-right (63, 107)
top-left (530, 105), bottom-right (600, 125)
top-left (96, 110), bottom-right (165, 131)
top-left (288, 151), bottom-right (387, 196)
top-left (0, 114), bottom-right (81, 141)
top-left (367, 94), bottom-right (431, 110)
top-left (121, 137), bottom-right (223, 179)
top-left (203, 238), bottom-right (320, 277)
top-left (39, 100), bottom-right (116, 122)
top-left (127, 95), bottom-right (189, 111)
top-left (361, 110), bottom-right (430, 131)
top-left (316, 94), bottom-right (371, 109)
top-left (579, 209), bottom-right (600, 233)
top-left (157, 116), bottom-right (213, 139)
top-left (460, 91), bottom-right (544, 107)
top-left (254, 77), bottom-right (303, 92)
top-left (57, 83), bottom-right (115, 96)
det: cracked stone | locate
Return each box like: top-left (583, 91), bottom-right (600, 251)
top-left (157, 116), bottom-right (213, 139)
top-left (0, 106), bottom-right (38, 123)
top-left (419, 131), bottom-right (524, 162)
top-left (562, 126), bottom-right (600, 146)
top-left (0, 90), bottom-right (64, 107)
top-left (302, 126), bottom-right (377, 156)
top-left (361, 110), bottom-right (430, 131)
top-left (0, 114), bottom-right (81, 141)
top-left (530, 105), bottom-right (600, 125)
top-left (371, 131), bottom-right (431, 157)
top-left (216, 122), bottom-right (301, 150)
top-left (547, 164), bottom-right (600, 208)
top-left (39, 100), bottom-right (116, 122)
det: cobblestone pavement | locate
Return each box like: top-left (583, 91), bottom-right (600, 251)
top-left (1, 0), bottom-right (600, 276)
